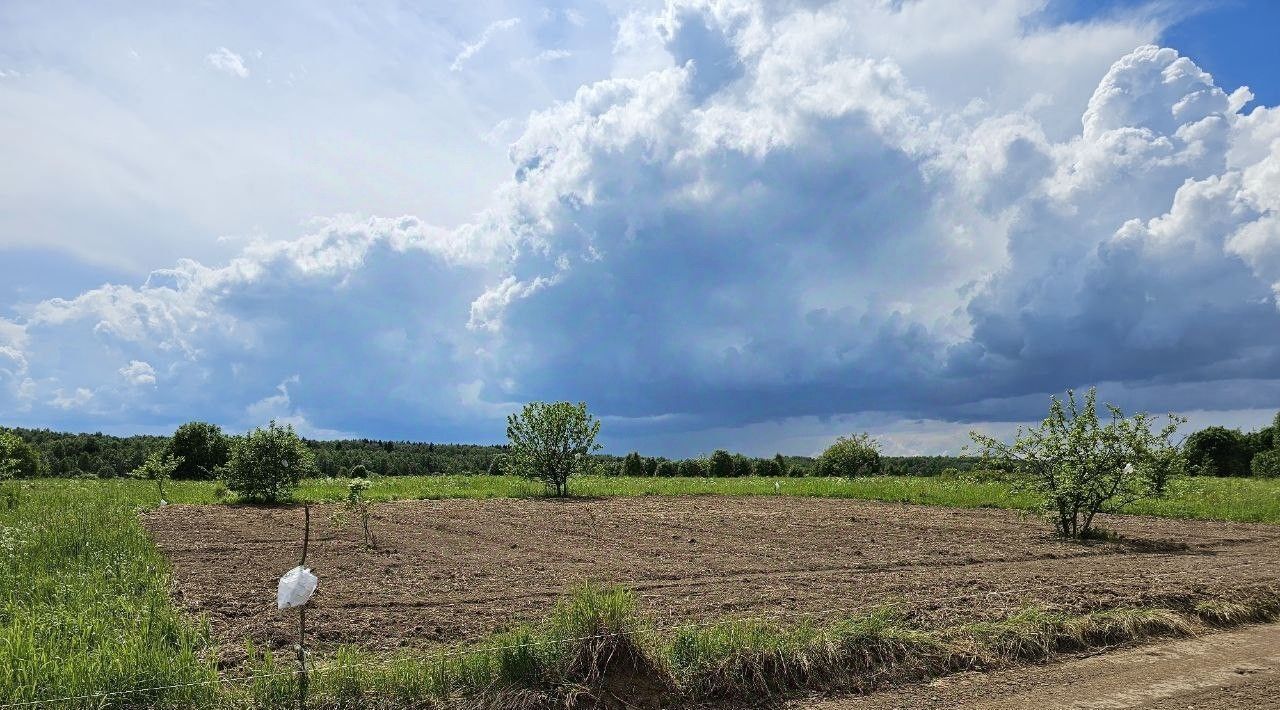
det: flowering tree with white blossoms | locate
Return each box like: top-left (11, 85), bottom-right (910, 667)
top-left (969, 388), bottom-right (1185, 539)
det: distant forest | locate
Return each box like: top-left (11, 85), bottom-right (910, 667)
top-left (1, 426), bottom-right (984, 479)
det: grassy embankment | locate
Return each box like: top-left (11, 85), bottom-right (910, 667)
top-left (2, 474), bottom-right (1278, 707)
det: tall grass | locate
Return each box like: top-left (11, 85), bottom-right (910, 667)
top-left (0, 480), bottom-right (218, 706)
top-left (22, 474), bottom-right (1280, 524)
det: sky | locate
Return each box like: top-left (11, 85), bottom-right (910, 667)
top-left (2, 0), bottom-right (1279, 456)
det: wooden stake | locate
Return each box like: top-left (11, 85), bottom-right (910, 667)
top-left (297, 504), bottom-right (311, 710)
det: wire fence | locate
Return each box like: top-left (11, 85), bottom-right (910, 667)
top-left (3, 558), bottom-right (1278, 709)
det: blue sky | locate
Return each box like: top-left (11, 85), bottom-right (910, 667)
top-left (2, 0), bottom-right (1279, 456)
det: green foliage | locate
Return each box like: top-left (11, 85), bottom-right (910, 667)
top-left (165, 422), bottom-right (229, 480)
top-left (622, 451), bottom-right (646, 478)
top-left (0, 430), bottom-right (42, 478)
top-left (1251, 449), bottom-right (1280, 478)
top-left (656, 460), bottom-right (680, 477)
top-left (970, 387), bottom-right (1185, 538)
top-left (221, 420), bottom-right (316, 503)
top-left (505, 401), bottom-right (602, 497)
top-left (731, 453), bottom-right (754, 477)
top-left (1184, 426), bottom-right (1250, 477)
top-left (677, 459), bottom-right (705, 477)
top-left (643, 456), bottom-right (659, 477)
top-left (773, 453), bottom-right (790, 477)
top-left (817, 433), bottom-right (883, 477)
top-left (129, 450), bottom-right (182, 501)
top-left (331, 477), bottom-right (375, 548)
top-left (0, 482), bottom-right (217, 705)
top-left (707, 450), bottom-right (735, 478)
top-left (754, 457), bottom-right (783, 477)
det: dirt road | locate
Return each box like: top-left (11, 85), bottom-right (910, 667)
top-left (796, 623), bottom-right (1280, 709)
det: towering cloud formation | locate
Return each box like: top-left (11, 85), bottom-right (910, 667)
top-left (2, 0), bottom-right (1278, 448)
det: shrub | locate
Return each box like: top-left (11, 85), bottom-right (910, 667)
top-left (1183, 426), bottom-right (1249, 477)
top-left (970, 387), bottom-right (1184, 538)
top-left (817, 434), bottom-right (882, 477)
top-left (486, 455), bottom-right (506, 476)
top-left (753, 458), bottom-right (782, 477)
top-left (656, 460), bottom-right (679, 477)
top-left (622, 452), bottom-right (645, 478)
top-left (643, 457), bottom-right (659, 477)
top-left (0, 430), bottom-right (42, 478)
top-left (166, 422), bottom-right (230, 479)
top-left (707, 450), bottom-right (735, 478)
top-left (221, 421), bottom-right (316, 503)
top-left (1252, 449), bottom-right (1280, 478)
top-left (731, 454), bottom-right (754, 478)
top-left (506, 401), bottom-right (601, 497)
top-left (677, 459), bottom-right (704, 477)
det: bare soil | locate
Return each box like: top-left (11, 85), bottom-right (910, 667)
top-left (794, 622), bottom-right (1280, 709)
top-left (141, 496), bottom-right (1280, 663)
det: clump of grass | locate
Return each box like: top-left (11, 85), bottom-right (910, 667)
top-left (0, 482), bottom-right (218, 706)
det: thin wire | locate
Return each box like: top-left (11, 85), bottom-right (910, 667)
top-left (3, 560), bottom-right (1275, 708)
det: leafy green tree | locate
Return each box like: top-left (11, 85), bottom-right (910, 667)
top-left (505, 401), bottom-right (601, 497)
top-left (1183, 426), bottom-right (1249, 477)
top-left (0, 430), bottom-right (42, 478)
top-left (1252, 449), bottom-right (1280, 478)
top-left (166, 422), bottom-right (230, 479)
top-left (656, 460), bottom-right (679, 477)
top-left (754, 457), bottom-right (782, 477)
top-left (677, 458), bottom-right (704, 477)
top-left (622, 451), bottom-right (645, 478)
top-left (643, 457), bottom-right (659, 477)
top-left (131, 451), bottom-right (182, 501)
top-left (486, 455), bottom-right (506, 476)
top-left (773, 453), bottom-right (790, 477)
top-left (731, 453), bottom-right (754, 477)
top-left (707, 450), bottom-right (735, 477)
top-left (970, 388), bottom-right (1184, 538)
top-left (221, 421), bottom-right (316, 503)
top-left (817, 434), bottom-right (882, 477)
top-left (349, 463), bottom-right (372, 479)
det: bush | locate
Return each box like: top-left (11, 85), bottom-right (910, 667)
top-left (1251, 449), bottom-right (1280, 478)
top-left (506, 401), bottom-right (601, 497)
top-left (166, 422), bottom-right (230, 479)
top-left (817, 434), bottom-right (882, 477)
top-left (1183, 426), bottom-right (1249, 477)
top-left (656, 460), bottom-right (679, 477)
top-left (0, 430), bottom-right (43, 478)
top-left (753, 458), bottom-right (782, 477)
top-left (970, 387), bottom-right (1184, 538)
top-left (221, 421), bottom-right (316, 503)
top-left (707, 450), bottom-right (735, 478)
top-left (622, 452), bottom-right (646, 478)
top-left (677, 459), bottom-right (704, 477)
top-left (130, 450), bottom-right (181, 501)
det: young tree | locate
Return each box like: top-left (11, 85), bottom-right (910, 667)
top-left (221, 421), bottom-right (317, 503)
top-left (731, 453), bottom-right (754, 477)
top-left (166, 421), bottom-right (230, 479)
top-left (970, 388), bottom-right (1184, 539)
top-left (817, 434), bottom-right (882, 477)
top-left (707, 450), bottom-right (735, 477)
top-left (643, 456), bottom-right (659, 477)
top-left (131, 451), bottom-right (182, 502)
top-left (331, 477), bottom-right (376, 548)
top-left (505, 401), bottom-right (601, 497)
top-left (656, 460), bottom-right (679, 477)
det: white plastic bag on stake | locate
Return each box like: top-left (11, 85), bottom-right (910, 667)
top-left (277, 566), bottom-right (318, 610)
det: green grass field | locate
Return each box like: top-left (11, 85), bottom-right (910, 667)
top-left (76, 473), bottom-right (1280, 524)
top-left (2, 473), bottom-right (1278, 706)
